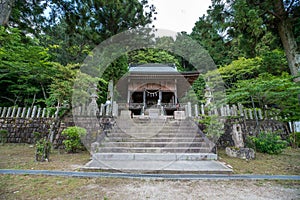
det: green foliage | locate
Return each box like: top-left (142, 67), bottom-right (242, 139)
top-left (41, 0), bottom-right (156, 65)
top-left (207, 50), bottom-right (289, 89)
top-left (0, 129), bottom-right (8, 143)
top-left (62, 126), bottom-right (87, 153)
top-left (198, 115), bottom-right (224, 143)
top-left (128, 48), bottom-right (182, 71)
top-left (248, 132), bottom-right (287, 155)
top-left (34, 132), bottom-right (51, 162)
top-left (227, 73), bottom-right (300, 122)
top-left (0, 27), bottom-right (58, 107)
top-left (190, 15), bottom-right (232, 66)
top-left (192, 76), bottom-right (206, 104)
top-left (218, 57), bottom-right (262, 88)
top-left (289, 132), bottom-right (300, 148)
top-left (35, 138), bottom-right (51, 162)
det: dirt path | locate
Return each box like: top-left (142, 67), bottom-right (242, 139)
top-left (73, 180), bottom-right (299, 200)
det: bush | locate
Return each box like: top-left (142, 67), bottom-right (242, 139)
top-left (289, 132), bottom-right (300, 148)
top-left (198, 115), bottom-right (224, 143)
top-left (248, 132), bottom-right (287, 154)
top-left (34, 132), bottom-right (51, 162)
top-left (62, 126), bottom-right (86, 153)
top-left (35, 138), bottom-right (51, 161)
top-left (0, 129), bottom-right (8, 143)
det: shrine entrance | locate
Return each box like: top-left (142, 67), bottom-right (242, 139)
top-left (130, 89), bottom-right (176, 116)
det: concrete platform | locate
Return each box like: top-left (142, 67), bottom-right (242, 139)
top-left (82, 154), bottom-right (232, 174)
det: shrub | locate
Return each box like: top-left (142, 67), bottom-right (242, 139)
top-left (62, 126), bottom-right (86, 153)
top-left (248, 132), bottom-right (287, 154)
top-left (34, 132), bottom-right (51, 162)
top-left (0, 129), bottom-right (8, 143)
top-left (289, 132), bottom-right (300, 148)
top-left (198, 115), bottom-right (224, 143)
top-left (35, 138), bottom-right (51, 161)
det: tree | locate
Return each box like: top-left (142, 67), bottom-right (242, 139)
top-left (265, 0), bottom-right (299, 79)
top-left (0, 27), bottom-right (57, 107)
top-left (40, 20), bottom-right (94, 65)
top-left (227, 73), bottom-right (300, 122)
top-left (128, 48), bottom-right (182, 70)
top-left (203, 0), bottom-right (300, 79)
top-left (190, 14), bottom-right (232, 66)
top-left (205, 49), bottom-right (289, 89)
top-left (0, 0), bottom-right (14, 26)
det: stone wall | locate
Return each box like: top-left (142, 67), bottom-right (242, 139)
top-left (0, 106), bottom-right (291, 148)
top-left (0, 117), bottom-right (53, 143)
top-left (217, 117), bottom-right (289, 148)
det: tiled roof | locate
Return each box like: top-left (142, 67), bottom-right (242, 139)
top-left (129, 63), bottom-right (177, 73)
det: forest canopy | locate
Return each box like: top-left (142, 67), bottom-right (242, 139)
top-left (0, 0), bottom-right (299, 122)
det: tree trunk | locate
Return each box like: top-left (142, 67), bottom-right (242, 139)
top-left (273, 0), bottom-right (299, 81)
top-left (0, 0), bottom-right (14, 26)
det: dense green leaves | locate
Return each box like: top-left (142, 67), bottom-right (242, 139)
top-left (248, 132), bottom-right (287, 154)
top-left (61, 126), bottom-right (86, 153)
top-left (0, 27), bottom-right (56, 106)
top-left (227, 73), bottom-right (300, 121)
top-left (128, 48), bottom-right (181, 70)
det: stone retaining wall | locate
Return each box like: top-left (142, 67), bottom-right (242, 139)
top-left (0, 114), bottom-right (290, 148)
top-left (217, 118), bottom-right (289, 148)
top-left (0, 117), bottom-right (52, 143)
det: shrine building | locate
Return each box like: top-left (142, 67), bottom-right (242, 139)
top-left (116, 63), bottom-right (199, 117)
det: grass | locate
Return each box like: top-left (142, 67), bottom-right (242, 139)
top-left (0, 174), bottom-right (299, 199)
top-left (0, 143), bottom-right (299, 199)
top-left (1, 143), bottom-right (299, 175)
top-left (0, 143), bottom-right (90, 171)
top-left (218, 147), bottom-right (300, 175)
top-left (0, 174), bottom-right (129, 199)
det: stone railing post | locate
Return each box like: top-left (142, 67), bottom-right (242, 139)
top-left (31, 106), bottom-right (37, 118)
top-left (201, 104), bottom-right (205, 115)
top-left (16, 107), bottom-right (22, 118)
top-left (6, 107), bottom-right (12, 118)
top-left (21, 108), bottom-right (26, 118)
top-left (26, 108), bottom-right (31, 118)
top-left (1, 107), bottom-right (7, 118)
top-left (194, 104), bottom-right (199, 117)
top-left (42, 108), bottom-right (46, 118)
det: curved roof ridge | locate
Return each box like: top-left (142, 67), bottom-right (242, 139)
top-left (129, 63), bottom-right (177, 73)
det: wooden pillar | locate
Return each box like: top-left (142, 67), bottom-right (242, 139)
top-left (159, 90), bottom-right (162, 101)
top-left (143, 89), bottom-right (146, 108)
top-left (127, 90), bottom-right (131, 104)
top-left (127, 78), bottom-right (131, 104)
top-left (174, 79), bottom-right (178, 104)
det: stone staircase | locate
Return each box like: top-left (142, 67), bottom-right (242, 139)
top-left (83, 117), bottom-right (232, 174)
top-left (97, 118), bottom-right (214, 154)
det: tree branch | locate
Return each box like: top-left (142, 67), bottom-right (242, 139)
top-left (266, 10), bottom-right (282, 20)
top-left (287, 0), bottom-right (295, 13)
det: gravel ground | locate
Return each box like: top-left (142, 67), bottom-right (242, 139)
top-left (68, 180), bottom-right (299, 200)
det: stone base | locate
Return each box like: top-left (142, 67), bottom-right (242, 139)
top-left (174, 111), bottom-right (186, 120)
top-left (225, 147), bottom-right (255, 160)
top-left (148, 109), bottom-right (160, 118)
top-left (120, 110), bottom-right (131, 119)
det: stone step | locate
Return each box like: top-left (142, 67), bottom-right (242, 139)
top-left (91, 152), bottom-right (218, 161)
top-left (102, 141), bottom-right (210, 148)
top-left (111, 128), bottom-right (198, 134)
top-left (106, 133), bottom-right (200, 138)
top-left (104, 137), bottom-right (205, 143)
top-left (97, 147), bottom-right (211, 153)
top-left (115, 124), bottom-right (195, 129)
top-left (82, 159), bottom-right (233, 174)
